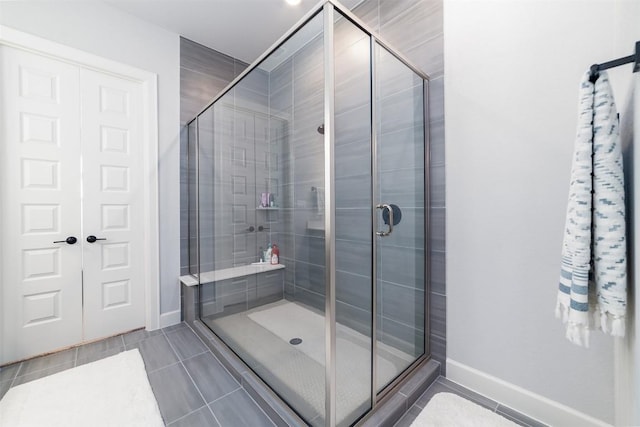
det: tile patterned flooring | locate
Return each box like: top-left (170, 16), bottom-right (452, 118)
top-left (0, 322), bottom-right (545, 427)
top-left (0, 323), bottom-right (274, 426)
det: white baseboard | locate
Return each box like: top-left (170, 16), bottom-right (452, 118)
top-left (159, 309), bottom-right (181, 328)
top-left (447, 359), bottom-right (612, 427)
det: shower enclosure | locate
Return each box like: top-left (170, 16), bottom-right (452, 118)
top-left (186, 2), bottom-right (429, 425)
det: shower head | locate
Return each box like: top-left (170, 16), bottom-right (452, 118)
top-left (317, 124), bottom-right (324, 135)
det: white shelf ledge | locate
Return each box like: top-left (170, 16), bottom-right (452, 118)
top-left (180, 263), bottom-right (285, 287)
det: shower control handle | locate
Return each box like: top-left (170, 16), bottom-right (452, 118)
top-left (376, 204), bottom-right (394, 237)
top-left (246, 226), bottom-right (255, 232)
top-left (258, 225), bottom-right (270, 232)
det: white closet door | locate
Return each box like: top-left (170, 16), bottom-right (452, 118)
top-left (80, 69), bottom-right (145, 340)
top-left (1, 46), bottom-right (148, 363)
top-left (0, 46), bottom-right (83, 362)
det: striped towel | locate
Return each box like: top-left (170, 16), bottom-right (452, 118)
top-left (556, 70), bottom-right (627, 347)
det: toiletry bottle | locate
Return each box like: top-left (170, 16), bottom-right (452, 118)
top-left (265, 245), bottom-right (272, 263)
top-left (259, 246), bottom-right (264, 263)
top-left (271, 244), bottom-right (279, 265)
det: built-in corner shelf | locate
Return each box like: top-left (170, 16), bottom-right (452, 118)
top-left (179, 263), bottom-right (285, 287)
top-left (256, 206), bottom-right (279, 211)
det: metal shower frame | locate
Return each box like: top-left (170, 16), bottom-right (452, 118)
top-left (186, 1), bottom-right (431, 425)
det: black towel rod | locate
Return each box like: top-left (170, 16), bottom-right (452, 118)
top-left (589, 40), bottom-right (639, 82)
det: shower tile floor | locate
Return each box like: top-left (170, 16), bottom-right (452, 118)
top-left (205, 299), bottom-right (414, 426)
top-left (0, 321), bottom-right (546, 427)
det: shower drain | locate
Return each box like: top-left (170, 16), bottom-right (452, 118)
top-left (289, 338), bottom-right (302, 345)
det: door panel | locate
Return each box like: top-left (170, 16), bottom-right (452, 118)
top-left (80, 68), bottom-right (145, 341)
top-left (1, 46), bottom-right (83, 363)
top-left (1, 46), bottom-right (147, 363)
top-left (374, 43), bottom-right (426, 391)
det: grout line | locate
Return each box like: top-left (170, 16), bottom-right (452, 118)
top-left (145, 360), bottom-right (182, 375)
top-left (178, 357), bottom-right (220, 425)
top-left (239, 387), bottom-right (277, 427)
top-left (160, 328), bottom-right (182, 361)
top-left (8, 362), bottom-right (23, 388)
top-left (159, 330), bottom-right (223, 426)
top-left (186, 323), bottom-right (246, 381)
top-left (207, 386), bottom-right (243, 405)
top-left (188, 322), bottom-right (280, 425)
top-left (205, 403), bottom-right (223, 427)
top-left (165, 404), bottom-right (212, 427)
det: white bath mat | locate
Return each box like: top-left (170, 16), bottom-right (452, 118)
top-left (411, 392), bottom-right (519, 427)
top-left (0, 349), bottom-right (164, 427)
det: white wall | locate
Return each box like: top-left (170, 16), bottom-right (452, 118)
top-left (0, 2), bottom-right (182, 321)
top-left (618, 72), bottom-right (639, 426)
top-left (445, 0), bottom-right (640, 424)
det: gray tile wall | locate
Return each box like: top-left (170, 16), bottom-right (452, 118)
top-left (268, 32), bottom-right (327, 313)
top-left (180, 37), bottom-right (248, 276)
top-left (351, 0), bottom-right (446, 369)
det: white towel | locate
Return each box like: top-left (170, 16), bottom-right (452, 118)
top-left (556, 70), bottom-right (627, 347)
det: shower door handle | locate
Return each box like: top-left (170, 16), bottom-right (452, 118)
top-left (376, 204), bottom-right (393, 237)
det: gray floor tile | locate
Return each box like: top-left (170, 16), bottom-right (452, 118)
top-left (0, 362), bottom-right (21, 383)
top-left (497, 405), bottom-right (549, 427)
top-left (19, 348), bottom-right (76, 377)
top-left (0, 380), bottom-right (11, 399)
top-left (183, 352), bottom-right (240, 403)
top-left (393, 405), bottom-right (422, 427)
top-left (163, 323), bottom-right (189, 333)
top-left (122, 328), bottom-right (164, 347)
top-left (12, 361), bottom-right (75, 386)
top-left (76, 346), bottom-right (124, 367)
top-left (129, 334), bottom-right (180, 372)
top-left (209, 389), bottom-right (274, 427)
top-left (76, 336), bottom-right (124, 360)
top-left (168, 406), bottom-right (220, 427)
top-left (148, 362), bottom-right (206, 424)
top-left (165, 328), bottom-right (207, 360)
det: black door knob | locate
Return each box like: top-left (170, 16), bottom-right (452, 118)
top-left (54, 236), bottom-right (77, 244)
top-left (246, 226), bottom-right (255, 232)
top-left (86, 235), bottom-right (107, 243)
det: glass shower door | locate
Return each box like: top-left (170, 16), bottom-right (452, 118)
top-left (374, 43), bottom-right (426, 392)
top-left (333, 9), bottom-right (373, 427)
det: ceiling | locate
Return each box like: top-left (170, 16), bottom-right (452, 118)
top-left (104, 0), bottom-right (361, 64)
